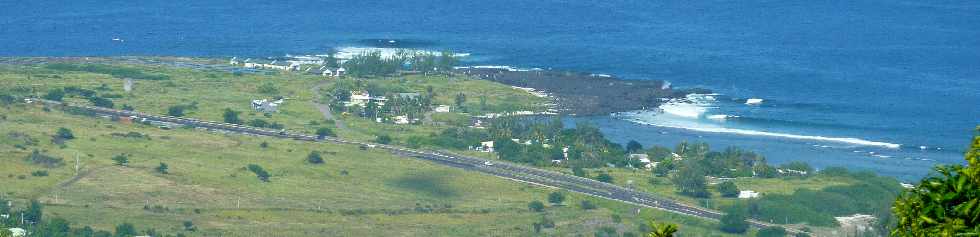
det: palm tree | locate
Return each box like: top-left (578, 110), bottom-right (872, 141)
top-left (647, 219), bottom-right (679, 237)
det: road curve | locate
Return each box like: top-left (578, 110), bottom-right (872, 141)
top-left (30, 99), bottom-right (803, 234)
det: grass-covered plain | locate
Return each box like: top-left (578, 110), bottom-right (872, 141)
top-left (0, 59), bottom-right (747, 236)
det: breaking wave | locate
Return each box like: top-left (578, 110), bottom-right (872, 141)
top-left (614, 94), bottom-right (902, 149)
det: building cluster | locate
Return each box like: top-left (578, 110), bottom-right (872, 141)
top-left (230, 56), bottom-right (346, 77)
top-left (342, 91), bottom-right (424, 125)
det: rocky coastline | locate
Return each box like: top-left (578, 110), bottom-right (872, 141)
top-left (456, 67), bottom-right (708, 116)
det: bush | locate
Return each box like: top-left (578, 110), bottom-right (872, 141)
top-left (56, 127), bottom-right (75, 140)
top-left (111, 154), bottom-right (129, 166)
top-left (31, 170), bottom-right (49, 177)
top-left (167, 105), bottom-right (185, 117)
top-left (316, 127), bottom-right (335, 138)
top-left (375, 134), bottom-right (392, 144)
top-left (88, 96), bottom-right (113, 108)
top-left (223, 108), bottom-right (241, 124)
top-left (26, 150), bottom-right (64, 167)
top-left (757, 226), bottom-right (787, 237)
top-left (548, 192), bottom-right (565, 205)
top-left (717, 181), bottom-right (740, 198)
top-left (720, 203), bottom-right (750, 233)
top-left (595, 172), bottom-right (614, 183)
top-left (528, 200), bottom-right (545, 212)
top-left (307, 151), bottom-right (324, 164)
top-left (247, 164), bottom-right (270, 182)
top-left (156, 163), bottom-right (168, 174)
top-left (580, 200), bottom-right (597, 210)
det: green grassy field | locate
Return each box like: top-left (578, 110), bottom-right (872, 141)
top-left (0, 59), bottom-right (750, 236)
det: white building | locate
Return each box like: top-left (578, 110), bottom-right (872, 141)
top-left (476, 141), bottom-right (495, 152)
top-left (738, 190), bottom-right (760, 199)
top-left (629, 154), bottom-right (654, 169)
top-left (393, 115), bottom-right (411, 125)
top-left (347, 91), bottom-right (386, 107)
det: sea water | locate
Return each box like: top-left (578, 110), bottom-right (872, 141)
top-left (3, 0), bottom-right (978, 180)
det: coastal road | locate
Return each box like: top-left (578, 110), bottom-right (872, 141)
top-left (31, 99), bottom-right (804, 235)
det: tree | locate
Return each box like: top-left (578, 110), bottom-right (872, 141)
top-left (156, 162), bottom-right (169, 174)
top-left (454, 92), bottom-right (466, 108)
top-left (528, 200), bottom-right (545, 212)
top-left (111, 154), bottom-right (129, 166)
top-left (25, 199), bottom-right (43, 224)
top-left (316, 127), bottom-right (334, 138)
top-left (114, 223), bottom-right (137, 237)
top-left (41, 217), bottom-right (71, 236)
top-left (0, 196), bottom-right (9, 215)
top-left (167, 105), bottom-right (185, 117)
top-left (720, 203), bottom-right (750, 233)
top-left (646, 219), bottom-right (679, 237)
top-left (717, 181), bottom-right (740, 198)
top-left (89, 96), bottom-right (114, 108)
top-left (892, 128), bottom-right (980, 236)
top-left (626, 140), bottom-right (643, 153)
top-left (596, 172), bottom-right (614, 183)
top-left (183, 220), bottom-right (196, 231)
top-left (247, 164), bottom-right (270, 182)
top-left (375, 134), bottom-right (392, 144)
top-left (56, 127), bottom-right (75, 140)
top-left (223, 108), bottom-right (241, 124)
top-left (43, 88), bottom-right (65, 101)
top-left (548, 192), bottom-right (566, 205)
top-left (672, 164), bottom-right (710, 198)
top-left (307, 151), bottom-right (324, 164)
top-left (0, 229), bottom-right (12, 237)
top-left (756, 226), bottom-right (787, 237)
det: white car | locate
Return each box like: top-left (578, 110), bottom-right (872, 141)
top-left (484, 161), bottom-right (493, 166)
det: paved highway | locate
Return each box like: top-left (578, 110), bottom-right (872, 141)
top-left (30, 99), bottom-right (801, 234)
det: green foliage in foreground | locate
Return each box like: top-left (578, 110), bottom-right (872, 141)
top-left (892, 128), bottom-right (980, 236)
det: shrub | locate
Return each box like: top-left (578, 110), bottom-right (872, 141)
top-left (56, 127), bottom-right (75, 140)
top-left (757, 226), bottom-right (787, 237)
top-left (595, 172), bottom-right (614, 183)
top-left (167, 105), bottom-right (185, 117)
top-left (307, 151), bottom-right (324, 164)
top-left (580, 200), bottom-right (597, 210)
top-left (223, 108), bottom-right (241, 124)
top-left (26, 150), bottom-right (64, 167)
top-left (247, 164), bottom-right (270, 182)
top-left (111, 154), bottom-right (129, 166)
top-left (375, 134), bottom-right (392, 144)
top-left (720, 203), bottom-right (749, 233)
top-left (316, 127), bottom-right (335, 138)
top-left (528, 200), bottom-right (545, 212)
top-left (717, 181), bottom-right (740, 198)
top-left (31, 170), bottom-right (49, 177)
top-left (156, 163), bottom-right (169, 174)
top-left (548, 192), bottom-right (565, 205)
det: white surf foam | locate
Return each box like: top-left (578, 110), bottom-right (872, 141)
top-left (615, 94), bottom-right (902, 149)
top-left (334, 47), bottom-right (468, 60)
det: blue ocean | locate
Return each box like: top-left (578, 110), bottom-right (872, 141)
top-left (3, 0), bottom-right (978, 180)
